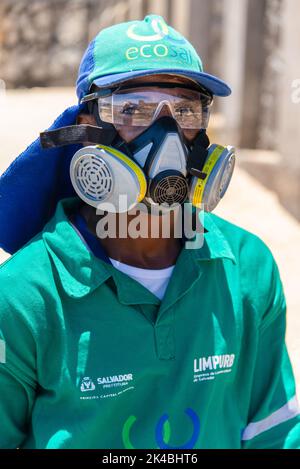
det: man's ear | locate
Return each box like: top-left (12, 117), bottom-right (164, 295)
top-left (76, 113), bottom-right (97, 125)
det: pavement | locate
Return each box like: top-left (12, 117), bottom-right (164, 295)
top-left (0, 88), bottom-right (299, 391)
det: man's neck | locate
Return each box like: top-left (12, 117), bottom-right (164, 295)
top-left (79, 204), bottom-right (183, 269)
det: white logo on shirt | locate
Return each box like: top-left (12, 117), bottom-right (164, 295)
top-left (127, 18), bottom-right (169, 42)
top-left (79, 373), bottom-right (135, 400)
top-left (193, 354), bottom-right (235, 382)
top-left (80, 377), bottom-right (96, 392)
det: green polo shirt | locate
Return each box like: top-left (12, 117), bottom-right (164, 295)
top-left (0, 197), bottom-right (299, 449)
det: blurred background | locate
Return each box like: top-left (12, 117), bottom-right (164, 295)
top-left (0, 0), bottom-right (299, 386)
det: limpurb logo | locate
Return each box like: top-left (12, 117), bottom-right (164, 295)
top-left (193, 354), bottom-right (235, 383)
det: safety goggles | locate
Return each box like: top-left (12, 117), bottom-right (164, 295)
top-left (81, 83), bottom-right (213, 130)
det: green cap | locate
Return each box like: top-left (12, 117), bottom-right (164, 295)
top-left (76, 15), bottom-right (231, 100)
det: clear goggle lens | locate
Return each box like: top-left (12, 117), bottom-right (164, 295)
top-left (97, 86), bottom-right (213, 130)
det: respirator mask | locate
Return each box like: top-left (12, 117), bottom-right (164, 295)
top-left (41, 82), bottom-right (235, 213)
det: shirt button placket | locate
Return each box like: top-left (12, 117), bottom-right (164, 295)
top-left (154, 319), bottom-right (175, 361)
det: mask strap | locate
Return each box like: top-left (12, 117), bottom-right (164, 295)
top-left (187, 130), bottom-right (210, 179)
top-left (87, 100), bottom-right (113, 130)
top-left (40, 124), bottom-right (117, 149)
top-left (91, 99), bottom-right (130, 152)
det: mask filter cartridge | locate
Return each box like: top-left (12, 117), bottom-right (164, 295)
top-left (70, 145), bottom-right (147, 213)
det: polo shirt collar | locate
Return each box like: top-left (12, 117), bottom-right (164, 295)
top-left (42, 197), bottom-right (236, 299)
top-left (42, 197), bottom-right (112, 298)
top-left (192, 211), bottom-right (237, 265)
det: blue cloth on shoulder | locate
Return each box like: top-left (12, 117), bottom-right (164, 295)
top-left (71, 211), bottom-right (111, 265)
top-left (0, 103), bottom-right (86, 254)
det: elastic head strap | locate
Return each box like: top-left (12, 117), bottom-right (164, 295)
top-left (87, 100), bottom-right (112, 129)
top-left (40, 124), bottom-right (117, 148)
top-left (88, 99), bottom-right (128, 150)
top-left (186, 130), bottom-right (210, 179)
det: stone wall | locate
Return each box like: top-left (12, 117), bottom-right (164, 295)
top-left (0, 0), bottom-right (132, 88)
top-left (0, 0), bottom-right (213, 89)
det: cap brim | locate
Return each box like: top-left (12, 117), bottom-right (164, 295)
top-left (92, 69), bottom-right (231, 97)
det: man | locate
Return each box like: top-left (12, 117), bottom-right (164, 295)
top-left (0, 15), bottom-right (299, 449)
